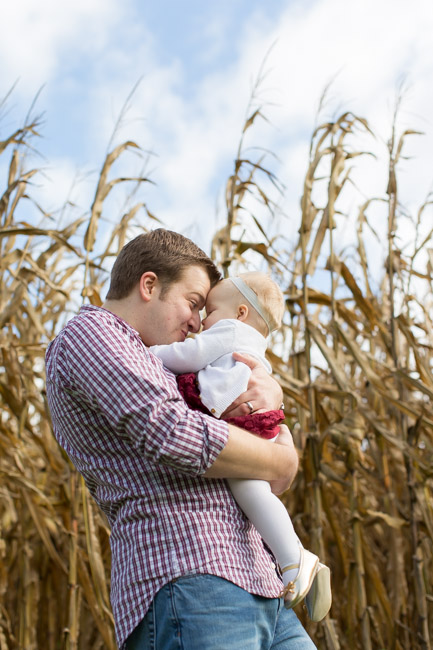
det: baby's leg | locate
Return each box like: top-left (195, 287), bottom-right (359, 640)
top-left (228, 478), bottom-right (301, 586)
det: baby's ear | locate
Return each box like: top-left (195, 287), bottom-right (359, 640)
top-left (237, 304), bottom-right (249, 322)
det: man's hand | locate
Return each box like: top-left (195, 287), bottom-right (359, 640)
top-left (220, 352), bottom-right (283, 418)
top-left (270, 424), bottom-right (299, 495)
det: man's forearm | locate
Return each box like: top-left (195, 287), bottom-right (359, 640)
top-left (203, 424), bottom-right (298, 488)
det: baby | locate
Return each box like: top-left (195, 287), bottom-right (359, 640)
top-left (151, 272), bottom-right (331, 620)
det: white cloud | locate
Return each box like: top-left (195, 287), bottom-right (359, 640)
top-left (0, 0), bottom-right (122, 98)
top-left (1, 0), bottom-right (432, 271)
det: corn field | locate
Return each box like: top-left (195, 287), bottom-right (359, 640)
top-left (0, 91), bottom-right (432, 650)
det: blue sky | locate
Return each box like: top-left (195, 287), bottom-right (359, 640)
top-left (1, 0), bottom-right (432, 269)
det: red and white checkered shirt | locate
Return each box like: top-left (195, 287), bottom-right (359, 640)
top-left (45, 305), bottom-right (282, 648)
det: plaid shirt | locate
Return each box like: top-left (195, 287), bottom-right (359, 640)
top-left (45, 305), bottom-right (282, 648)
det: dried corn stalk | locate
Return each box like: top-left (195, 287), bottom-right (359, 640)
top-left (1, 92), bottom-right (432, 650)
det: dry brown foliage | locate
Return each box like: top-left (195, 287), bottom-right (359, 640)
top-left (1, 96), bottom-right (432, 649)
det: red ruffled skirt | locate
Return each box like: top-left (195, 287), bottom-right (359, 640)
top-left (177, 372), bottom-right (284, 440)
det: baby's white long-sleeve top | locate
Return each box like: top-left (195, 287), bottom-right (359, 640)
top-left (150, 319), bottom-right (271, 418)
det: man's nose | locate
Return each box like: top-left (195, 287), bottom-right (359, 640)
top-left (188, 311), bottom-right (201, 333)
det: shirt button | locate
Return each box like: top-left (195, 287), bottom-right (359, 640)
top-left (211, 408), bottom-right (216, 413)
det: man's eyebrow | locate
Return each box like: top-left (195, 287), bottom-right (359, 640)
top-left (190, 291), bottom-right (206, 307)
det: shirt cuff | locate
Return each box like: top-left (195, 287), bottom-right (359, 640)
top-left (198, 413), bottom-right (230, 474)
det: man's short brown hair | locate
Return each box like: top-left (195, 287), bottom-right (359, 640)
top-left (106, 229), bottom-right (222, 300)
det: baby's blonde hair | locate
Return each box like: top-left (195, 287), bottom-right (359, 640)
top-left (238, 271), bottom-right (285, 334)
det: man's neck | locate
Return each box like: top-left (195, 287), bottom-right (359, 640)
top-left (102, 298), bottom-right (125, 319)
top-left (102, 298), bottom-right (141, 334)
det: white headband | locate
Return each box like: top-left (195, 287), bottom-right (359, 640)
top-left (229, 277), bottom-right (273, 334)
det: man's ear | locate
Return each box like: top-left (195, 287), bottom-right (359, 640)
top-left (139, 272), bottom-right (158, 302)
top-left (237, 304), bottom-right (249, 322)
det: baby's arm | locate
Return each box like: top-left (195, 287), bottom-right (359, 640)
top-left (150, 321), bottom-right (236, 374)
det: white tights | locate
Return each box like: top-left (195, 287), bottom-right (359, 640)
top-left (227, 478), bottom-right (301, 586)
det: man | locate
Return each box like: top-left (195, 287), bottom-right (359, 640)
top-left (45, 229), bottom-right (316, 649)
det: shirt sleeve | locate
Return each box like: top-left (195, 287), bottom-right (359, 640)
top-left (52, 314), bottom-right (229, 477)
top-left (150, 321), bottom-right (237, 374)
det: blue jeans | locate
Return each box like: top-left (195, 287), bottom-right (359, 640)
top-left (125, 574), bottom-right (317, 649)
